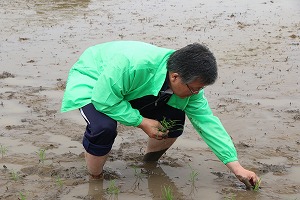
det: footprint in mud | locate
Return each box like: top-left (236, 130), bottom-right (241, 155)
top-left (21, 165), bottom-right (87, 179)
top-left (21, 165), bottom-right (63, 177)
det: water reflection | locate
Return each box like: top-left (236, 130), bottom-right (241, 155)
top-left (143, 162), bottom-right (186, 200)
top-left (86, 162), bottom-right (186, 200)
top-left (87, 178), bottom-right (107, 200)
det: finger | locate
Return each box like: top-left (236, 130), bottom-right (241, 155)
top-left (251, 174), bottom-right (260, 186)
top-left (243, 179), bottom-right (253, 190)
top-left (157, 125), bottom-right (164, 132)
top-left (155, 131), bottom-right (158, 139)
top-left (161, 133), bottom-right (168, 139)
top-left (236, 175), bottom-right (253, 190)
top-left (155, 131), bottom-right (163, 140)
top-left (248, 172), bottom-right (257, 184)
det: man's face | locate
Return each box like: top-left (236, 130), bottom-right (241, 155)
top-left (168, 72), bottom-right (206, 98)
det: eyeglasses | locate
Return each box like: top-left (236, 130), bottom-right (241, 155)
top-left (186, 84), bottom-right (205, 94)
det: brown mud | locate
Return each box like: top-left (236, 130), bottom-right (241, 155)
top-left (0, 0), bottom-right (299, 199)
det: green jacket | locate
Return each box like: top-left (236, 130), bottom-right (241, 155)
top-left (61, 41), bottom-right (238, 164)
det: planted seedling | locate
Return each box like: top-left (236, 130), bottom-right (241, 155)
top-left (133, 165), bottom-right (145, 179)
top-left (237, 175), bottom-right (261, 191)
top-left (0, 145), bottom-right (8, 158)
top-left (162, 185), bottom-right (174, 200)
top-left (253, 178), bottom-right (261, 191)
top-left (133, 165), bottom-right (139, 176)
top-left (10, 170), bottom-right (19, 181)
top-left (131, 165), bottom-right (145, 191)
top-left (19, 192), bottom-right (26, 200)
top-left (224, 193), bottom-right (236, 200)
top-left (36, 148), bottom-right (46, 164)
top-left (188, 164), bottom-right (199, 185)
top-left (188, 164), bottom-right (199, 194)
top-left (106, 179), bottom-right (120, 198)
top-left (56, 176), bottom-right (64, 188)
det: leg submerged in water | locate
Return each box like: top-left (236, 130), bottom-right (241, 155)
top-left (85, 152), bottom-right (109, 179)
top-left (143, 137), bottom-right (177, 162)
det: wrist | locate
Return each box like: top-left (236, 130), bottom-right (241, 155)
top-left (137, 117), bottom-right (144, 128)
top-left (226, 161), bottom-right (243, 175)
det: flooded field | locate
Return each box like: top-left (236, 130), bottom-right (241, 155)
top-left (0, 0), bottom-right (299, 199)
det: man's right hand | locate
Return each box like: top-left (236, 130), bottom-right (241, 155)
top-left (138, 117), bottom-right (168, 140)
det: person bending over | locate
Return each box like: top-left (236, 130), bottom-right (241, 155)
top-left (61, 41), bottom-right (259, 188)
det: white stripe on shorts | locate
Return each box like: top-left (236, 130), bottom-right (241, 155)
top-left (79, 108), bottom-right (91, 124)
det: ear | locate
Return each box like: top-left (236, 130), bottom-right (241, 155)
top-left (169, 72), bottom-right (179, 82)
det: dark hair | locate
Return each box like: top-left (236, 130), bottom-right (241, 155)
top-left (167, 43), bottom-right (218, 85)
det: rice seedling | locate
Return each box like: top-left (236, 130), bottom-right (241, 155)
top-left (253, 178), bottom-right (262, 191)
top-left (10, 170), bottom-right (19, 181)
top-left (188, 164), bottom-right (199, 185)
top-left (160, 117), bottom-right (177, 132)
top-left (56, 176), bottom-right (64, 188)
top-left (0, 144), bottom-right (8, 158)
top-left (187, 164), bottom-right (199, 194)
top-left (224, 193), bottom-right (236, 200)
top-left (158, 117), bottom-right (183, 139)
top-left (159, 117), bottom-right (183, 132)
top-left (132, 165), bottom-right (145, 179)
top-left (132, 165), bottom-right (139, 176)
top-left (106, 179), bottom-right (120, 198)
top-left (19, 192), bottom-right (26, 200)
top-left (162, 185), bottom-right (174, 200)
top-left (36, 148), bottom-right (46, 164)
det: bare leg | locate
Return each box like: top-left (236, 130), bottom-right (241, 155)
top-left (143, 137), bottom-right (177, 162)
top-left (85, 152), bottom-right (109, 178)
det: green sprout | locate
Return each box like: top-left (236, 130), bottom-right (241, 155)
top-left (160, 117), bottom-right (181, 132)
top-left (0, 144), bottom-right (8, 158)
top-left (36, 148), bottom-right (46, 164)
top-left (253, 178), bottom-right (262, 191)
top-left (19, 192), bottom-right (26, 200)
top-left (56, 176), bottom-right (64, 188)
top-left (131, 165), bottom-right (145, 191)
top-left (132, 165), bottom-right (145, 179)
top-left (158, 117), bottom-right (183, 139)
top-left (188, 164), bottom-right (199, 185)
top-left (162, 185), bottom-right (174, 200)
top-left (106, 179), bottom-right (120, 197)
top-left (132, 165), bottom-right (139, 176)
top-left (224, 193), bottom-right (236, 200)
top-left (10, 170), bottom-right (19, 181)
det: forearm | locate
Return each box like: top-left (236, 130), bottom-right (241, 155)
top-left (226, 160), bottom-right (243, 174)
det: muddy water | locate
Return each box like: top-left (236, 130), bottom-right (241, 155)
top-left (1, 0), bottom-right (300, 199)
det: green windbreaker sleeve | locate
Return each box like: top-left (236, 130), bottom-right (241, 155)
top-left (91, 55), bottom-right (143, 127)
top-left (184, 91), bottom-right (238, 164)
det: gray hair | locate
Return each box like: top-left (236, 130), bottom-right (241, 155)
top-left (167, 43), bottom-right (218, 85)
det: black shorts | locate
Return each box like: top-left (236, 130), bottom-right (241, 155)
top-left (80, 93), bottom-right (185, 156)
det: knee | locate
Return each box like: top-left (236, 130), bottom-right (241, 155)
top-left (93, 120), bottom-right (117, 134)
top-left (88, 121), bottom-right (117, 144)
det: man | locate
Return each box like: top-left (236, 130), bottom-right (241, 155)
top-left (61, 41), bottom-right (259, 188)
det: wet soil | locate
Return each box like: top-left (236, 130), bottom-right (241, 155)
top-left (0, 0), bottom-right (299, 199)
